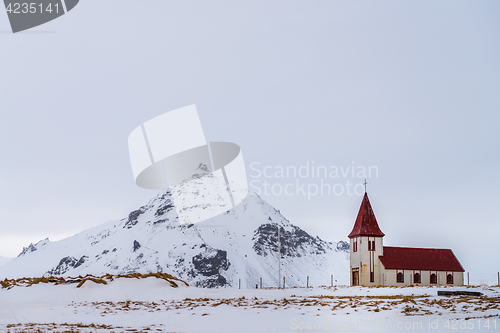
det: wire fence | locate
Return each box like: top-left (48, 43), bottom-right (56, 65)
top-left (231, 272), bottom-right (500, 289)
top-left (242, 275), bottom-right (351, 289)
top-left (465, 272), bottom-right (500, 286)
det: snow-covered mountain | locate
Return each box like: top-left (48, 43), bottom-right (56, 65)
top-left (0, 171), bottom-right (349, 288)
top-left (0, 256), bottom-right (12, 268)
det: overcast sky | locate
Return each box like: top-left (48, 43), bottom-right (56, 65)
top-left (1, 1), bottom-right (499, 275)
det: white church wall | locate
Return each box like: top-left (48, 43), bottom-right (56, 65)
top-left (381, 269), bottom-right (464, 286)
top-left (356, 236), bottom-right (384, 286)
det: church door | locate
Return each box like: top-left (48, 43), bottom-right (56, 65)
top-left (352, 268), bottom-right (359, 286)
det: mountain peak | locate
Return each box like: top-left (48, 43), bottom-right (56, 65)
top-left (188, 163), bottom-right (211, 180)
top-left (18, 238), bottom-right (50, 257)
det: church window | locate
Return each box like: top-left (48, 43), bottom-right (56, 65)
top-left (353, 238), bottom-right (357, 252)
top-left (414, 273), bottom-right (421, 283)
top-left (368, 240), bottom-right (375, 251)
top-left (430, 273), bottom-right (437, 284)
top-left (447, 274), bottom-right (453, 284)
top-left (370, 272), bottom-right (374, 282)
top-left (397, 272), bottom-right (404, 283)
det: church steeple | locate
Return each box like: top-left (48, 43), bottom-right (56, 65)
top-left (348, 192), bottom-right (385, 238)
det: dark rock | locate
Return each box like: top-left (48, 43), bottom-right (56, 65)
top-left (46, 255), bottom-right (88, 275)
top-left (18, 244), bottom-right (37, 257)
top-left (133, 240), bottom-right (141, 252)
top-left (192, 249), bottom-right (230, 277)
top-left (252, 223), bottom-right (327, 258)
top-left (18, 238), bottom-right (49, 257)
top-left (438, 291), bottom-right (483, 296)
top-left (336, 240), bottom-right (350, 252)
top-left (155, 201), bottom-right (174, 217)
top-left (124, 207), bottom-right (146, 229)
top-left (153, 219), bottom-right (168, 225)
top-left (197, 275), bottom-right (228, 288)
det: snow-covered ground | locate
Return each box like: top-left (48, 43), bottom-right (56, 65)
top-left (1, 278), bottom-right (498, 332)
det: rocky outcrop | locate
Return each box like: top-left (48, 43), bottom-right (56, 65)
top-left (47, 256), bottom-right (88, 275)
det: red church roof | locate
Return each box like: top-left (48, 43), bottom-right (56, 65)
top-left (379, 247), bottom-right (464, 272)
top-left (348, 192), bottom-right (385, 238)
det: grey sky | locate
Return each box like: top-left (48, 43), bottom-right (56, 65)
top-left (1, 1), bottom-right (499, 275)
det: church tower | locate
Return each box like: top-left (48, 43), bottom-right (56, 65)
top-left (348, 192), bottom-right (385, 286)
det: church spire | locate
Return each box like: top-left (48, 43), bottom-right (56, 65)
top-left (348, 192), bottom-right (385, 238)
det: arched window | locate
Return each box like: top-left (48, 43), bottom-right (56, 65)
top-left (397, 272), bottom-right (404, 283)
top-left (430, 273), bottom-right (437, 284)
top-left (414, 273), bottom-right (421, 283)
top-left (447, 274), bottom-right (453, 284)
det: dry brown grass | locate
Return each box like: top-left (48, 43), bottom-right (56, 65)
top-left (0, 272), bottom-right (187, 290)
top-left (4, 322), bottom-right (132, 333)
top-left (64, 292), bottom-right (500, 320)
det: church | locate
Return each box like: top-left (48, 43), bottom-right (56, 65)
top-left (348, 192), bottom-right (464, 286)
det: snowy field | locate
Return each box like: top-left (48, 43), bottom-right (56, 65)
top-left (0, 276), bottom-right (499, 333)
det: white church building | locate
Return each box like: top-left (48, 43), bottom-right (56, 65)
top-left (348, 192), bottom-right (464, 286)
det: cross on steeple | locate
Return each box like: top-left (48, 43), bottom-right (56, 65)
top-left (363, 179), bottom-right (368, 193)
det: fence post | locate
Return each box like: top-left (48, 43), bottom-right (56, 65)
top-left (331, 275), bottom-right (333, 287)
top-left (307, 276), bottom-right (309, 288)
top-left (260, 277), bottom-right (262, 289)
top-left (217, 265), bottom-right (220, 289)
top-left (239, 279), bottom-right (241, 289)
top-left (283, 276), bottom-right (285, 289)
